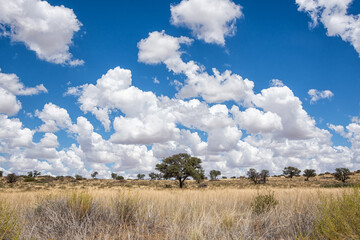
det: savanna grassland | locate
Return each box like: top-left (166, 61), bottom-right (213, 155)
top-left (0, 173), bottom-right (360, 240)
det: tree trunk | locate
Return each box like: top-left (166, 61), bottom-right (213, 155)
top-left (179, 179), bottom-right (184, 188)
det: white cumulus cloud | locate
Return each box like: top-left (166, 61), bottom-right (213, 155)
top-left (0, 0), bottom-right (83, 65)
top-left (0, 70), bottom-right (47, 116)
top-left (170, 0), bottom-right (243, 45)
top-left (308, 89), bottom-right (334, 103)
top-left (296, 0), bottom-right (360, 57)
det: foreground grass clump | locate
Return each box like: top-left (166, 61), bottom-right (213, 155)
top-left (313, 188), bottom-right (360, 239)
top-left (251, 191), bottom-right (279, 214)
top-left (0, 200), bottom-right (21, 240)
top-left (26, 191), bottom-right (140, 239)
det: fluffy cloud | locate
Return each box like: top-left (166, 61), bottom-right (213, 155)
top-left (138, 31), bottom-right (255, 104)
top-left (253, 84), bottom-right (329, 140)
top-left (296, 0), bottom-right (360, 56)
top-left (36, 103), bottom-right (73, 132)
top-left (170, 0), bottom-right (243, 45)
top-left (0, 70), bottom-right (47, 116)
top-left (0, 88), bottom-right (21, 116)
top-left (0, 71), bottom-right (47, 95)
top-left (330, 119), bottom-right (360, 164)
top-left (231, 107), bottom-right (283, 134)
top-left (137, 30), bottom-right (193, 65)
top-left (308, 89), bottom-right (334, 103)
top-left (0, 115), bottom-right (34, 149)
top-left (68, 67), bottom-right (159, 131)
top-left (0, 0), bottom-right (83, 65)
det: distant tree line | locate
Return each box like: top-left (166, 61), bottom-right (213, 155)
top-left (0, 155), bottom-right (357, 187)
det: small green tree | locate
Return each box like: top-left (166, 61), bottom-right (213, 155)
top-left (0, 171), bottom-right (3, 177)
top-left (6, 173), bottom-right (17, 183)
top-left (91, 171), bottom-right (98, 179)
top-left (303, 169), bottom-right (316, 181)
top-left (116, 175), bottom-right (124, 180)
top-left (111, 173), bottom-right (117, 180)
top-left (260, 170), bottom-right (270, 183)
top-left (247, 168), bottom-right (261, 184)
top-left (155, 153), bottom-right (203, 188)
top-left (334, 168), bottom-right (352, 183)
top-left (209, 170), bottom-right (221, 180)
top-left (137, 173), bottom-right (145, 180)
top-left (27, 171), bottom-right (33, 178)
top-left (33, 170), bottom-right (41, 177)
top-left (75, 174), bottom-right (83, 180)
top-left (149, 172), bottom-right (157, 180)
top-left (283, 166), bottom-right (301, 178)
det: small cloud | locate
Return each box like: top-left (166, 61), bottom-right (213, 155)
top-left (153, 77), bottom-right (160, 84)
top-left (308, 89), bottom-right (334, 104)
top-left (270, 79), bottom-right (284, 87)
top-left (170, 79), bottom-right (183, 91)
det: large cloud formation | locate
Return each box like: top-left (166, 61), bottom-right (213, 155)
top-left (0, 0), bottom-right (83, 65)
top-left (0, 1), bottom-right (359, 179)
top-left (296, 0), bottom-right (360, 57)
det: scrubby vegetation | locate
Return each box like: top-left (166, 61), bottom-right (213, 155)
top-left (1, 156), bottom-right (360, 239)
top-left (0, 187), bottom-right (358, 239)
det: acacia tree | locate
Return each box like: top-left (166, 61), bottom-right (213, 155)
top-left (149, 172), bottom-right (163, 180)
top-left (33, 170), bottom-right (41, 177)
top-left (283, 166), bottom-right (301, 178)
top-left (111, 173), bottom-right (117, 180)
top-left (334, 168), bottom-right (352, 183)
top-left (260, 170), bottom-right (270, 183)
top-left (209, 170), bottom-right (221, 180)
top-left (137, 173), bottom-right (145, 180)
top-left (91, 171), bottom-right (98, 179)
top-left (247, 168), bottom-right (261, 184)
top-left (155, 153), bottom-right (203, 188)
top-left (303, 169), bottom-right (316, 181)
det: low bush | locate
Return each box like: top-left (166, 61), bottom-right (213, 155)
top-left (251, 191), bottom-right (279, 214)
top-left (6, 174), bottom-right (17, 183)
top-left (0, 200), bottom-right (21, 239)
top-left (312, 188), bottom-right (360, 239)
top-left (24, 177), bottom-right (35, 182)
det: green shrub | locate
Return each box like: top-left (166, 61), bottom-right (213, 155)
top-left (251, 191), bottom-right (279, 214)
top-left (312, 188), bottom-right (360, 239)
top-left (118, 176), bottom-right (125, 180)
top-left (24, 177), bottom-right (35, 182)
top-left (0, 200), bottom-right (21, 239)
top-left (6, 174), bottom-right (17, 183)
top-left (75, 175), bottom-right (83, 181)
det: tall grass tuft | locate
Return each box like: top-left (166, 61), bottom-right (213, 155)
top-left (251, 191), bottom-right (279, 214)
top-left (313, 187), bottom-right (360, 239)
top-left (0, 200), bottom-right (21, 240)
top-left (67, 191), bottom-right (94, 221)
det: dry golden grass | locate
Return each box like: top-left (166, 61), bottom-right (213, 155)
top-left (0, 187), bottom-right (349, 239)
top-left (0, 174), bottom-right (359, 239)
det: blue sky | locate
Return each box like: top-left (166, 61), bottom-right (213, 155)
top-left (0, 0), bottom-right (360, 178)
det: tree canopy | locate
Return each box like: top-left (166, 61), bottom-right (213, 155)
top-left (334, 168), bottom-right (351, 183)
top-left (283, 166), bottom-right (301, 178)
top-left (155, 153), bottom-right (203, 188)
top-left (303, 169), bottom-right (316, 181)
top-left (209, 170), bottom-right (221, 180)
